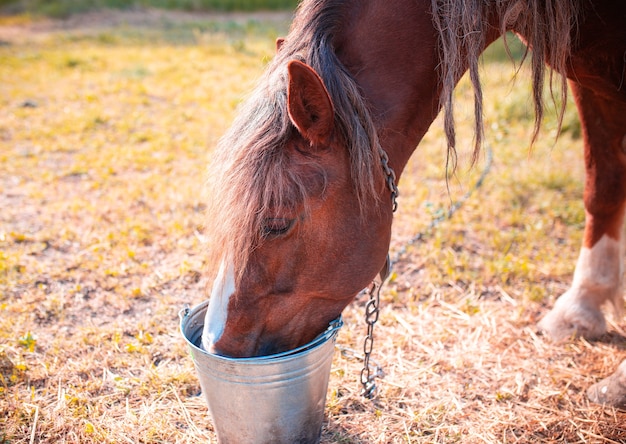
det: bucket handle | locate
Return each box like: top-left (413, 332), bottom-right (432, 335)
top-left (179, 304), bottom-right (191, 322)
top-left (324, 317), bottom-right (343, 339)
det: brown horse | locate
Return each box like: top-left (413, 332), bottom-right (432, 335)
top-left (202, 0), bottom-right (626, 408)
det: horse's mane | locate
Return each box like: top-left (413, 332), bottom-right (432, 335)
top-left (204, 0), bottom-right (384, 280)
top-left (431, 0), bottom-right (581, 167)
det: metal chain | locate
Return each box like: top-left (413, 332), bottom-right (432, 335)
top-left (360, 279), bottom-right (382, 398)
top-left (379, 147), bottom-right (399, 213)
top-left (358, 255), bottom-right (392, 398)
top-left (352, 145), bottom-right (493, 399)
top-left (355, 147), bottom-right (397, 398)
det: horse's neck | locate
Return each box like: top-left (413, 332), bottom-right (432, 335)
top-left (335, 0), bottom-right (502, 178)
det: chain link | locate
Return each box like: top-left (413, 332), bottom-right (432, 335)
top-left (379, 147), bottom-right (399, 213)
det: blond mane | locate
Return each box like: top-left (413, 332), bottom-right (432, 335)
top-left (431, 0), bottom-right (580, 166)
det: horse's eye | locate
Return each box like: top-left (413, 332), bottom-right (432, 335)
top-left (261, 218), bottom-right (295, 238)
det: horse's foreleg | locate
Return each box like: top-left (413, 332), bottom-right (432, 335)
top-left (538, 82), bottom-right (626, 408)
top-left (539, 82), bottom-right (626, 341)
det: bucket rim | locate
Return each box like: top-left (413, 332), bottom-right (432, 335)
top-left (180, 300), bottom-right (343, 364)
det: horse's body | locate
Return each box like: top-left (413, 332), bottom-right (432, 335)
top-left (203, 0), bottom-right (626, 408)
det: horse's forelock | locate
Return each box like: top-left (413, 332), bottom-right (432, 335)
top-left (204, 65), bottom-right (288, 276)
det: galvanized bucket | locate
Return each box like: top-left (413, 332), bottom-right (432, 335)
top-left (180, 300), bottom-right (343, 444)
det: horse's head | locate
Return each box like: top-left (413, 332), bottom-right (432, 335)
top-left (202, 59), bottom-right (394, 357)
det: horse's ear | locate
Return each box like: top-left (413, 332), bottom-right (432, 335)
top-left (276, 37), bottom-right (285, 52)
top-left (287, 60), bottom-right (335, 145)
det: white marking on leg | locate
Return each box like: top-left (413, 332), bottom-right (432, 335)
top-left (539, 234), bottom-right (624, 340)
top-left (201, 259), bottom-right (235, 353)
top-left (571, 234), bottom-right (623, 315)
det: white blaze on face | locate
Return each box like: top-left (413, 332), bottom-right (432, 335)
top-left (202, 260), bottom-right (236, 353)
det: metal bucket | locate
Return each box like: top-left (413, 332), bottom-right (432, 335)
top-left (180, 300), bottom-right (342, 444)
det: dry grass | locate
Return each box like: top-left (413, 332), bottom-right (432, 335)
top-left (0, 10), bottom-right (624, 444)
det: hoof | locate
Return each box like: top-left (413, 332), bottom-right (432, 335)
top-left (587, 360), bottom-right (626, 410)
top-left (538, 292), bottom-right (606, 341)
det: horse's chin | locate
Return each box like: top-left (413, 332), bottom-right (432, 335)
top-left (250, 333), bottom-right (301, 357)
top-left (203, 331), bottom-right (284, 358)
top-left (255, 342), bottom-right (288, 357)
